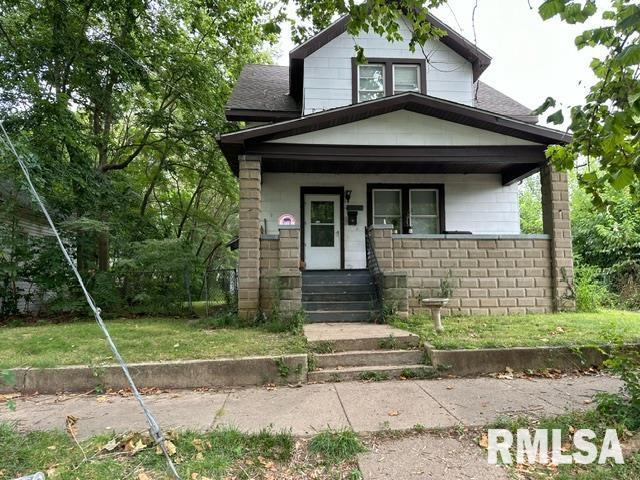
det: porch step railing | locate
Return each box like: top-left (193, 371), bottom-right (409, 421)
top-left (365, 226), bottom-right (383, 310)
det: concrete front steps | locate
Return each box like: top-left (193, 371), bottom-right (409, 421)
top-left (304, 322), bottom-right (435, 382)
top-left (302, 270), bottom-right (378, 323)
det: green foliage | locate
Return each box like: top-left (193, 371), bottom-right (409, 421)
top-left (518, 175), bottom-right (544, 234)
top-left (571, 177), bottom-right (640, 307)
top-left (574, 264), bottom-right (615, 312)
top-left (598, 347), bottom-right (640, 430)
top-left (0, 0), bottom-right (271, 317)
top-left (358, 371), bottom-right (389, 381)
top-left (536, 1), bottom-right (640, 205)
top-left (308, 428), bottom-right (365, 464)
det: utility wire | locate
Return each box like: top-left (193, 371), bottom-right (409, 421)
top-left (0, 121), bottom-right (182, 480)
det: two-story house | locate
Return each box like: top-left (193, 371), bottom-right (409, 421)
top-left (218, 13), bottom-right (574, 322)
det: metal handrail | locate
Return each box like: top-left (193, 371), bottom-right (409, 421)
top-left (365, 226), bottom-right (383, 309)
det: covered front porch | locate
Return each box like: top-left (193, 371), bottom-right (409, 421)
top-left (218, 93), bottom-right (574, 319)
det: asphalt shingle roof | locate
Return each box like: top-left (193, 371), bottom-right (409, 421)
top-left (227, 64), bottom-right (299, 113)
top-left (227, 64), bottom-right (537, 124)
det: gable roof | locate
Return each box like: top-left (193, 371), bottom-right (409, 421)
top-left (219, 91), bottom-right (569, 160)
top-left (288, 14), bottom-right (492, 101)
top-left (225, 64), bottom-right (538, 124)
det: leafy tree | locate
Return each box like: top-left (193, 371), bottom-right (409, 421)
top-left (534, 0), bottom-right (640, 206)
top-left (0, 0), bottom-right (276, 314)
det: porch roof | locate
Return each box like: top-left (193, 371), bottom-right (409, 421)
top-left (217, 92), bottom-right (571, 185)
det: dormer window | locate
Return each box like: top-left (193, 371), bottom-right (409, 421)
top-left (352, 58), bottom-right (426, 103)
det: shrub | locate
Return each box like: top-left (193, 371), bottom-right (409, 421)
top-left (573, 264), bottom-right (614, 312)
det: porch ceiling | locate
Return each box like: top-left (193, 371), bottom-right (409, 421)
top-left (235, 143), bottom-right (546, 186)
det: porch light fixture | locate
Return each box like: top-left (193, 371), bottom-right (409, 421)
top-left (345, 190), bottom-right (352, 202)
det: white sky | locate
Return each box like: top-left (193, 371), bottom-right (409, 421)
top-left (275, 0), bottom-right (608, 128)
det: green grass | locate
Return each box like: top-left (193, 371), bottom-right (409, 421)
top-left (308, 429), bottom-right (366, 464)
top-left (0, 317), bottom-right (307, 369)
top-left (0, 423), bottom-right (295, 480)
top-left (392, 309), bottom-right (640, 350)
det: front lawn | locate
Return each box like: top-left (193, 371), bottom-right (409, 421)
top-left (0, 317), bottom-right (307, 369)
top-left (392, 310), bottom-right (640, 350)
top-left (0, 424), bottom-right (361, 480)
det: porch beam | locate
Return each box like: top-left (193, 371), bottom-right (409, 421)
top-left (501, 163), bottom-right (544, 186)
top-left (247, 144), bottom-right (548, 162)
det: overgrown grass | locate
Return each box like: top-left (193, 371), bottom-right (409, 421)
top-left (308, 429), bottom-right (366, 464)
top-left (0, 423), bottom-right (295, 480)
top-left (0, 317), bottom-right (307, 369)
top-left (393, 310), bottom-right (640, 349)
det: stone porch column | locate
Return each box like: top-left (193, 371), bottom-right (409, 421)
top-left (370, 224), bottom-right (394, 271)
top-left (278, 226), bottom-right (302, 312)
top-left (541, 164), bottom-right (575, 311)
top-left (238, 155), bottom-right (261, 319)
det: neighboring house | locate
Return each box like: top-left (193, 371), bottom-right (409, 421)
top-left (0, 183), bottom-right (54, 314)
top-left (218, 14), bottom-right (574, 321)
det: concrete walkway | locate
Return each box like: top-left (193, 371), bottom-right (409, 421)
top-left (2, 374), bottom-right (620, 441)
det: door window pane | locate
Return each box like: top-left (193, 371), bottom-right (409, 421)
top-left (311, 201), bottom-right (334, 224)
top-left (311, 225), bottom-right (334, 247)
top-left (358, 64), bottom-right (385, 102)
top-left (393, 65), bottom-right (420, 94)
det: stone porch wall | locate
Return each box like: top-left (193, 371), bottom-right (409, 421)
top-left (391, 234), bottom-right (554, 315)
top-left (259, 226), bottom-right (302, 313)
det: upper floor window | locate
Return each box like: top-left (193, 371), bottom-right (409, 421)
top-left (353, 58), bottom-right (426, 103)
top-left (357, 64), bottom-right (385, 102)
top-left (393, 64), bottom-right (420, 94)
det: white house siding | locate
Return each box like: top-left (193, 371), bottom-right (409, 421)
top-left (261, 173), bottom-right (520, 269)
top-left (303, 22), bottom-right (474, 115)
top-left (268, 110), bottom-right (540, 146)
top-left (0, 207), bottom-right (54, 313)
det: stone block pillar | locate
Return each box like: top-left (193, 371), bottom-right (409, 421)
top-left (278, 226), bottom-right (302, 312)
top-left (370, 225), bottom-right (408, 318)
top-left (238, 155), bottom-right (261, 319)
top-left (370, 225), bottom-right (394, 271)
top-left (541, 164), bottom-right (575, 311)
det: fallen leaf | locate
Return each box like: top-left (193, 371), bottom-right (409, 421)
top-left (388, 410), bottom-right (400, 417)
top-left (65, 415), bottom-right (78, 437)
top-left (192, 438), bottom-right (205, 452)
top-left (102, 438), bottom-right (119, 452)
top-left (195, 452), bottom-right (204, 460)
top-left (479, 433), bottom-right (489, 449)
top-left (156, 439), bottom-right (177, 456)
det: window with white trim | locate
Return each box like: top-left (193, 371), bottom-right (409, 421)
top-left (357, 64), bottom-right (385, 102)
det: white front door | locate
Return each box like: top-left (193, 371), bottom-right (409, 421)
top-left (304, 194), bottom-right (341, 270)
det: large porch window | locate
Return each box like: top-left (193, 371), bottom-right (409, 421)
top-left (368, 184), bottom-right (444, 234)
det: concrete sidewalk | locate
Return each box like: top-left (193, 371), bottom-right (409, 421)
top-left (2, 374), bottom-right (620, 440)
